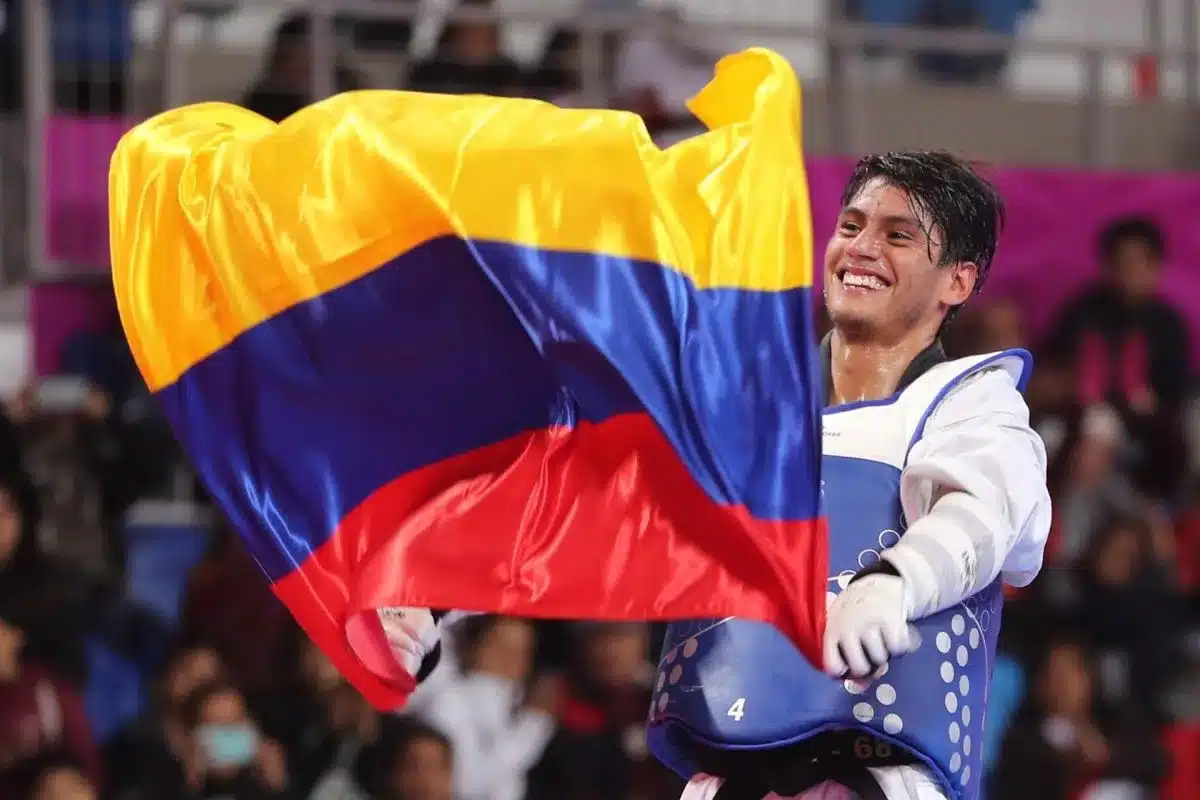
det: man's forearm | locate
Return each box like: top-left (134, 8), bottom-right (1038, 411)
top-left (879, 491), bottom-right (1010, 619)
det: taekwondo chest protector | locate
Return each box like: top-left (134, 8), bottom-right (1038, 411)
top-left (647, 348), bottom-right (1033, 800)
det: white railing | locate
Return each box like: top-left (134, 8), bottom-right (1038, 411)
top-left (10, 0), bottom-right (1200, 285)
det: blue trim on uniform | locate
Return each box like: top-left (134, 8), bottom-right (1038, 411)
top-left (823, 394), bottom-right (903, 415)
top-left (824, 349), bottom-right (1032, 419)
top-left (905, 349), bottom-right (1033, 461)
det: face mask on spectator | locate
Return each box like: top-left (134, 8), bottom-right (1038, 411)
top-left (197, 723), bottom-right (259, 768)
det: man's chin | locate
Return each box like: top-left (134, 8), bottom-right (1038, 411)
top-left (826, 306), bottom-right (880, 340)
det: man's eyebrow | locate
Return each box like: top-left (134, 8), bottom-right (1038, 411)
top-left (838, 207), bottom-right (923, 230)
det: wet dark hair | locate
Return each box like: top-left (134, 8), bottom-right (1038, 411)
top-left (840, 151), bottom-right (1005, 320)
top-left (1098, 216), bottom-right (1164, 268)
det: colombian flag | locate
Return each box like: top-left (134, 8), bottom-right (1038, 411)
top-left (109, 49), bottom-right (826, 709)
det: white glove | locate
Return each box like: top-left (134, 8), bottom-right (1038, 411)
top-left (823, 574), bottom-right (921, 679)
top-left (377, 607), bottom-right (441, 677)
top-left (377, 608), bottom-right (481, 681)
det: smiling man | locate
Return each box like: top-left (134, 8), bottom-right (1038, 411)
top-left (647, 152), bottom-right (1053, 800)
top-left (378, 152), bottom-right (1054, 800)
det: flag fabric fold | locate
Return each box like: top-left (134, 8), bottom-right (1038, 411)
top-left (109, 47), bottom-right (827, 709)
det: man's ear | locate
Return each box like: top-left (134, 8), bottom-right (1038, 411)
top-left (942, 262), bottom-right (977, 310)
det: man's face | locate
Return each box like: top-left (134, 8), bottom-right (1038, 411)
top-left (1110, 238), bottom-right (1160, 302)
top-left (824, 178), bottom-right (975, 343)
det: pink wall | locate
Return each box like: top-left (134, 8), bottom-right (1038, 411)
top-left (31, 115), bottom-right (1200, 376)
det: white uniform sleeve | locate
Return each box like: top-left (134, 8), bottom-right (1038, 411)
top-left (880, 367), bottom-right (1052, 620)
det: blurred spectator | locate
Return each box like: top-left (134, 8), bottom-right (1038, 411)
top-left (1039, 514), bottom-right (1184, 715)
top-left (528, 623), bottom-right (676, 800)
top-left (29, 761), bottom-right (96, 800)
top-left (406, 0), bottom-right (523, 97)
top-left (0, 470), bottom-right (90, 685)
top-left (0, 609), bottom-right (101, 796)
top-left (420, 615), bottom-right (555, 800)
top-left (103, 643), bottom-right (224, 799)
top-left (846, 0), bottom-right (1029, 84)
top-left (4, 752), bottom-right (97, 800)
top-left (256, 633), bottom-right (381, 798)
top-left (989, 635), bottom-right (1168, 800)
top-left (613, 4), bottom-right (717, 144)
top-left (1040, 217), bottom-right (1191, 497)
top-left (527, 28), bottom-right (583, 105)
top-left (360, 717), bottom-right (454, 800)
top-left (527, 26), bottom-right (623, 108)
top-left (11, 378), bottom-right (121, 576)
top-left (181, 527), bottom-right (288, 696)
top-left (56, 318), bottom-right (185, 524)
top-left (50, 0), bottom-right (130, 115)
top-left (178, 681), bottom-right (290, 800)
top-left (911, 0), bottom-right (1009, 84)
top-left (1044, 405), bottom-right (1142, 564)
top-left (241, 12), bottom-right (366, 123)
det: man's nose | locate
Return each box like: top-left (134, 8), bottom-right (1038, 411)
top-left (845, 230), bottom-right (882, 260)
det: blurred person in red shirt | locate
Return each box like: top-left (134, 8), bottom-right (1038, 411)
top-left (1171, 479), bottom-right (1200, 593)
top-left (0, 608), bottom-right (100, 795)
top-left (181, 525), bottom-right (289, 695)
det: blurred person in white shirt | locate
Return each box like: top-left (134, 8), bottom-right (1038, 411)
top-left (419, 616), bottom-right (557, 800)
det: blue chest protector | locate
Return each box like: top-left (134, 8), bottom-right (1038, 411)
top-left (646, 349), bottom-right (1032, 800)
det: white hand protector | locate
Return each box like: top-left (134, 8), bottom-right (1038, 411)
top-left (377, 606), bottom-right (442, 677)
top-left (823, 574), bottom-right (921, 679)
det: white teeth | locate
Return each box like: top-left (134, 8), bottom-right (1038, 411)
top-left (842, 272), bottom-right (886, 290)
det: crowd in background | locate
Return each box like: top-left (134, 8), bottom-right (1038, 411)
top-left (2, 1), bottom-right (1200, 799)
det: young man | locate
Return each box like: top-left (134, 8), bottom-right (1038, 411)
top-left (397, 151), bottom-right (1051, 800)
top-left (648, 152), bottom-right (1051, 800)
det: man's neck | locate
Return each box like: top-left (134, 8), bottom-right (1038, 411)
top-left (828, 328), bottom-right (937, 405)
